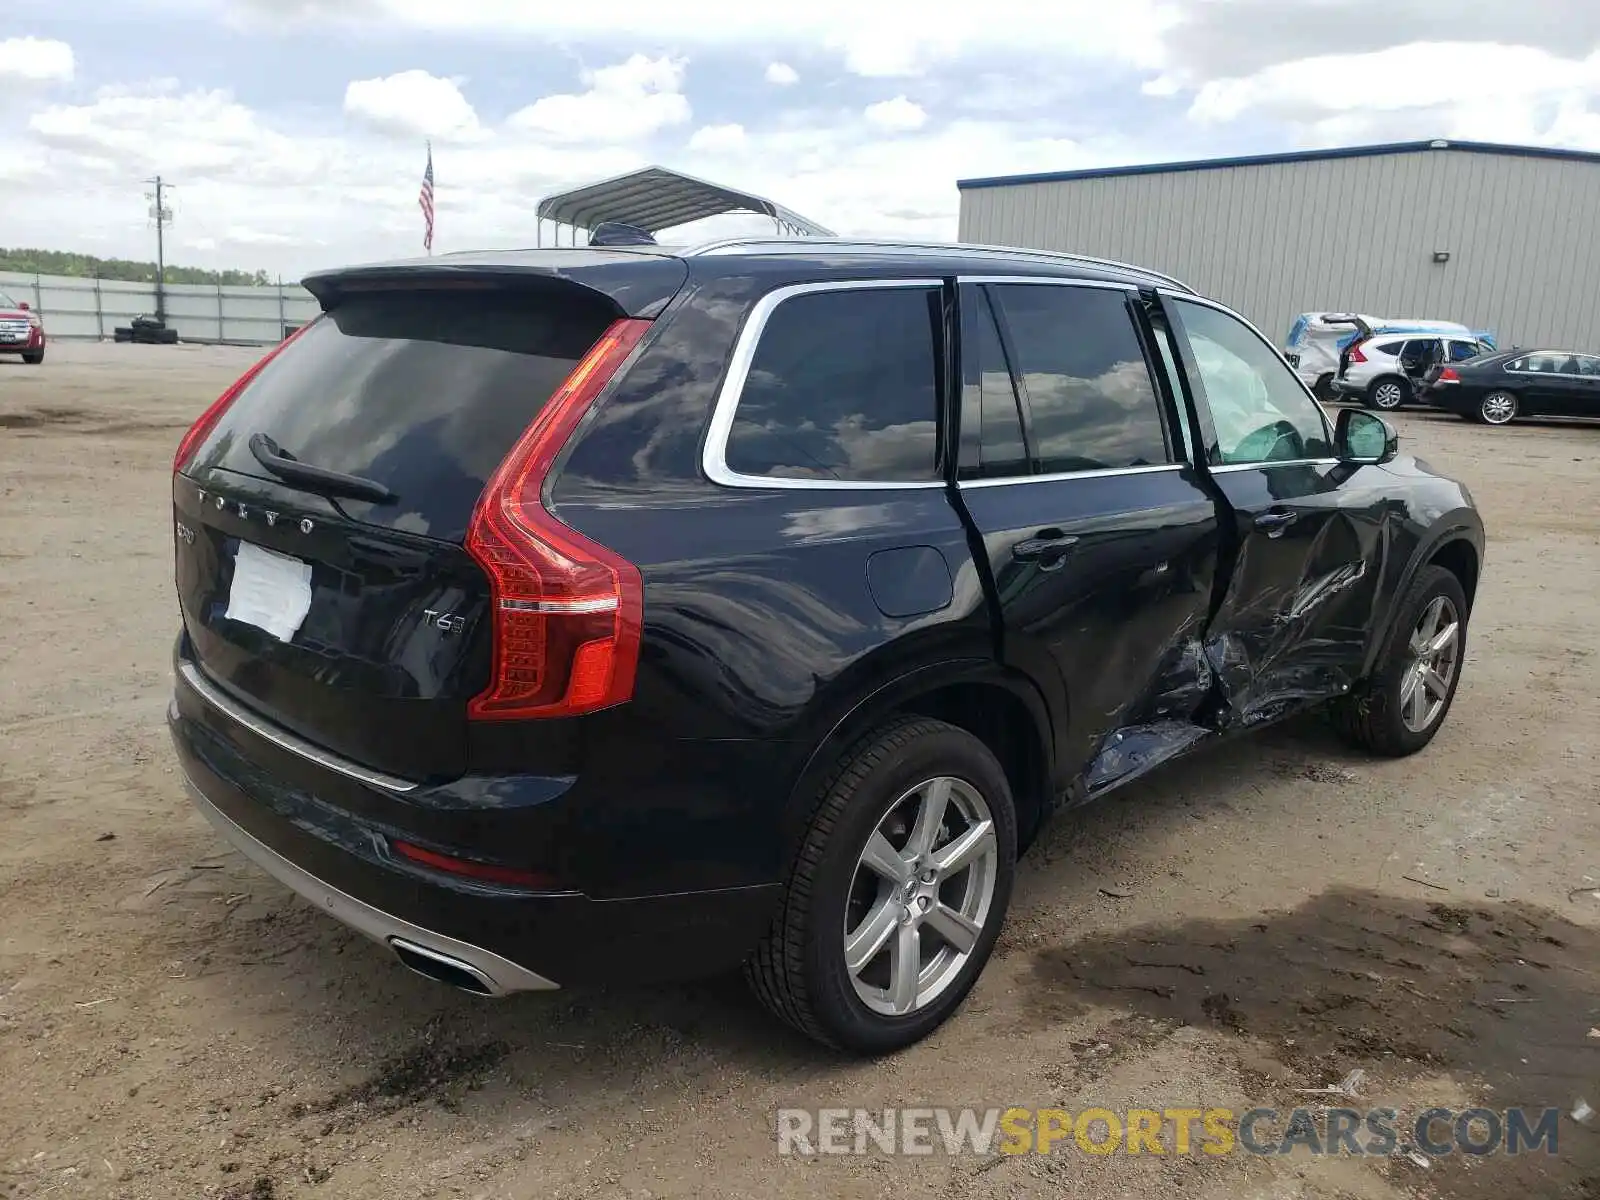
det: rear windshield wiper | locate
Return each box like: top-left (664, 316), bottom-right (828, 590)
top-left (249, 432), bottom-right (397, 505)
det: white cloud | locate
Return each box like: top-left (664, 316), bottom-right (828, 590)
top-left (1188, 43), bottom-right (1600, 124)
top-left (688, 123), bottom-right (747, 153)
top-left (343, 69), bottom-right (484, 141)
top-left (765, 62), bottom-right (799, 85)
top-left (0, 36), bottom-right (74, 84)
top-left (507, 54), bottom-right (690, 142)
top-left (863, 96), bottom-right (927, 132)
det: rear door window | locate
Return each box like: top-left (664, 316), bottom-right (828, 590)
top-left (1375, 340), bottom-right (1408, 356)
top-left (989, 284), bottom-right (1171, 473)
top-left (958, 286), bottom-right (1028, 480)
top-left (193, 287), bottom-right (617, 541)
top-left (724, 285), bottom-right (942, 482)
top-left (1447, 340), bottom-right (1480, 362)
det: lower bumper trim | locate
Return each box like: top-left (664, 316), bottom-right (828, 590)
top-left (184, 777), bottom-right (560, 995)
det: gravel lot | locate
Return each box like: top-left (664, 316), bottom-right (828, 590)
top-left (3, 341), bottom-right (1599, 1200)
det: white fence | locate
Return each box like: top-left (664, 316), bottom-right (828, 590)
top-left (0, 271), bottom-right (322, 346)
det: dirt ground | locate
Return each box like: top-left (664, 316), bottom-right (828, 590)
top-left (3, 341), bottom-right (1599, 1200)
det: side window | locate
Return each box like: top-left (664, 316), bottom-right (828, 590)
top-left (1147, 311), bottom-right (1198, 463)
top-left (1375, 340), bottom-right (1408, 355)
top-left (724, 286), bottom-right (941, 482)
top-left (1577, 356), bottom-right (1600, 377)
top-left (1448, 340), bottom-right (1479, 362)
top-left (1523, 351), bottom-right (1575, 373)
top-left (958, 287), bottom-right (1028, 479)
top-left (1169, 299), bottom-right (1333, 466)
top-left (990, 284), bottom-right (1170, 473)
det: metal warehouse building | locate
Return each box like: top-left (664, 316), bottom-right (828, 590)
top-left (957, 139), bottom-right (1600, 352)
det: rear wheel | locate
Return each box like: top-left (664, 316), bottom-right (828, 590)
top-left (21, 348), bottom-right (43, 365)
top-left (1312, 373), bottom-right (1335, 403)
top-left (1366, 377), bottom-right (1407, 411)
top-left (1477, 390), bottom-right (1518, 425)
top-left (1334, 565), bottom-right (1467, 757)
top-left (746, 716), bottom-right (1016, 1054)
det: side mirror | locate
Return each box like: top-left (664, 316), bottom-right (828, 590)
top-left (16, 301), bottom-right (28, 311)
top-left (1335, 408), bottom-right (1397, 465)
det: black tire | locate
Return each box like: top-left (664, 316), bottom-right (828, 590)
top-left (1475, 390), bottom-right (1518, 425)
top-left (746, 716), bottom-right (1017, 1054)
top-left (113, 327), bottom-right (134, 342)
top-left (1312, 374), bottom-right (1335, 403)
top-left (1365, 376), bottom-right (1409, 411)
top-left (1333, 565), bottom-right (1468, 757)
top-left (21, 348), bottom-right (43, 365)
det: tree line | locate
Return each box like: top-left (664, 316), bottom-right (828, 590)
top-left (0, 247), bottom-right (273, 287)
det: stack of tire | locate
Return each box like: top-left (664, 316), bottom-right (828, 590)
top-left (113, 314), bottom-right (179, 345)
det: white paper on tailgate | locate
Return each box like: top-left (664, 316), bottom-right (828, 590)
top-left (225, 541), bottom-right (313, 642)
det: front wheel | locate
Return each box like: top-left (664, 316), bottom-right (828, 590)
top-left (1477, 390), bottom-right (1518, 425)
top-left (746, 716), bottom-right (1017, 1054)
top-left (21, 348), bottom-right (43, 365)
top-left (1366, 377), bottom-right (1407, 411)
top-left (1334, 564), bottom-right (1468, 757)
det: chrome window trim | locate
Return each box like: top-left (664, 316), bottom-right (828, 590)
top-left (179, 660), bottom-right (418, 793)
top-left (955, 275), bottom-right (1137, 291)
top-left (958, 463), bottom-right (1182, 489)
top-left (1210, 458), bottom-right (1341, 474)
top-left (702, 278), bottom-right (950, 491)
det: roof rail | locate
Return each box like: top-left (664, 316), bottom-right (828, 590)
top-left (684, 235), bottom-right (1193, 292)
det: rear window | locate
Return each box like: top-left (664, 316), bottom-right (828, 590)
top-left (193, 288), bottom-right (615, 541)
top-left (1375, 340), bottom-right (1407, 355)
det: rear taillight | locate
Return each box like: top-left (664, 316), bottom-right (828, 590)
top-left (173, 320), bottom-right (317, 475)
top-left (466, 317), bottom-right (651, 721)
top-left (1347, 341), bottom-right (1368, 364)
top-left (1437, 367), bottom-right (1460, 382)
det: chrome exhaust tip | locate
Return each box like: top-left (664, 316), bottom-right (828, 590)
top-left (389, 937), bottom-right (498, 996)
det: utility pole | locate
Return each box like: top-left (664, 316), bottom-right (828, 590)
top-left (145, 176), bottom-right (173, 324)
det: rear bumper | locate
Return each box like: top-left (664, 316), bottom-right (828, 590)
top-left (184, 770), bottom-right (558, 994)
top-left (168, 659), bottom-right (782, 989)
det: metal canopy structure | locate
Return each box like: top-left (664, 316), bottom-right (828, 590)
top-left (535, 166), bottom-right (834, 244)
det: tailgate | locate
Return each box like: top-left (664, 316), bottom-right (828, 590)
top-left (173, 282), bottom-right (630, 782)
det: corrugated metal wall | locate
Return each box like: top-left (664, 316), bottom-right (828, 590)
top-left (0, 272), bottom-right (321, 345)
top-left (958, 148), bottom-right (1600, 350)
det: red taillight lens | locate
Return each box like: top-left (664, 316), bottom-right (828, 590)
top-left (466, 317), bottom-right (650, 721)
top-left (173, 319), bottom-right (317, 475)
top-left (1437, 367), bottom-right (1460, 382)
top-left (1347, 341), bottom-right (1368, 364)
top-left (391, 839), bottom-right (560, 889)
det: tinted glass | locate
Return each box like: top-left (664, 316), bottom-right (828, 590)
top-left (1171, 299), bottom-right (1333, 465)
top-left (1148, 314), bottom-right (1197, 463)
top-left (1448, 340), bottom-right (1480, 362)
top-left (959, 289), bottom-right (1028, 479)
top-left (1577, 356), bottom-right (1600, 377)
top-left (1524, 352), bottom-right (1577, 373)
top-left (197, 288), bottom-right (614, 541)
top-left (726, 287), bottom-right (940, 482)
top-left (991, 285), bottom-right (1169, 473)
top-left (1376, 340), bottom-right (1407, 355)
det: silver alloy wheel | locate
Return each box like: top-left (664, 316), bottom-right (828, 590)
top-left (1400, 594), bottom-right (1461, 733)
top-left (843, 776), bottom-right (998, 1017)
top-left (1373, 380), bottom-right (1404, 409)
top-left (1481, 391), bottom-right (1517, 424)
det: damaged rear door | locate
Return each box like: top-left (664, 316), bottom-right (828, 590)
top-left (1159, 293), bottom-right (1389, 728)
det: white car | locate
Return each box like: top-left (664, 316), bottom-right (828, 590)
top-left (1330, 332), bottom-right (1496, 411)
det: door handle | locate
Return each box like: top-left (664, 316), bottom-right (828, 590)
top-left (1254, 510), bottom-right (1299, 537)
top-left (1013, 531), bottom-right (1081, 567)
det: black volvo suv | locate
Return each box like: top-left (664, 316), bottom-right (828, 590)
top-left (168, 237), bottom-right (1484, 1053)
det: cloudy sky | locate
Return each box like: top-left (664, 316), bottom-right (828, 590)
top-left (3, 0), bottom-right (1599, 278)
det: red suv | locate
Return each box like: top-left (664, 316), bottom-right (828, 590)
top-left (0, 290), bottom-right (45, 364)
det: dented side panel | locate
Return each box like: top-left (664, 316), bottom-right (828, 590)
top-left (1199, 462), bottom-right (1393, 728)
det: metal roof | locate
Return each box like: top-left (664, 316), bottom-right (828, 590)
top-left (536, 166), bottom-right (835, 237)
top-left (957, 138), bottom-right (1600, 191)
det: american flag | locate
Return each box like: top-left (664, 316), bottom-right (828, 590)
top-left (419, 143), bottom-right (435, 252)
